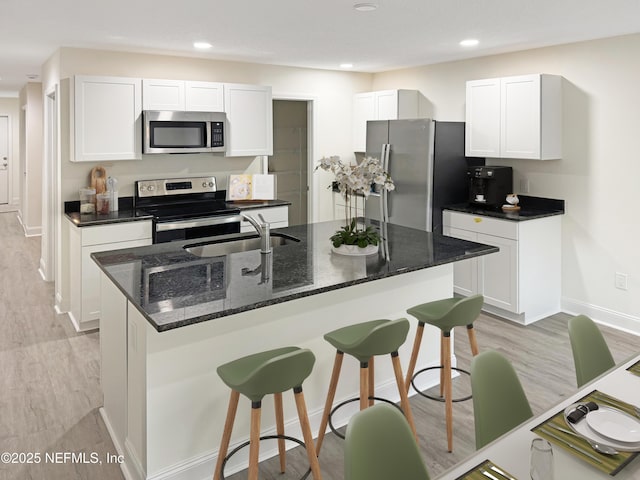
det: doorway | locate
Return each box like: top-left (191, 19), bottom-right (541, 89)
top-left (270, 100), bottom-right (310, 226)
top-left (0, 116), bottom-right (8, 204)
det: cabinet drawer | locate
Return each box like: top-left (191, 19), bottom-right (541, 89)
top-left (81, 221), bottom-right (152, 246)
top-left (443, 211), bottom-right (518, 240)
top-left (243, 206), bottom-right (288, 223)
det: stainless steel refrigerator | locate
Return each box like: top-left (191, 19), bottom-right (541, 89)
top-left (365, 119), bottom-right (483, 232)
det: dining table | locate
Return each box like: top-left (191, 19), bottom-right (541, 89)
top-left (434, 351), bottom-right (640, 480)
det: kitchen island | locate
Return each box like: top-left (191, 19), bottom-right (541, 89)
top-left (93, 219), bottom-right (497, 480)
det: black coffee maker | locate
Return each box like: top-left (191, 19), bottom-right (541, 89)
top-left (468, 166), bottom-right (513, 208)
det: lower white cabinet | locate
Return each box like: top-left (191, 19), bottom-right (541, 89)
top-left (443, 211), bottom-right (561, 325)
top-left (68, 220), bottom-right (152, 331)
top-left (240, 205), bottom-right (289, 232)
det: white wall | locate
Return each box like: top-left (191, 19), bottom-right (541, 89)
top-left (372, 33), bottom-right (640, 329)
top-left (18, 82), bottom-right (43, 236)
top-left (0, 97), bottom-right (20, 213)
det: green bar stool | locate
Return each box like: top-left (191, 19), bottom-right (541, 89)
top-left (213, 346), bottom-right (322, 480)
top-left (315, 318), bottom-right (417, 457)
top-left (403, 294), bottom-right (484, 452)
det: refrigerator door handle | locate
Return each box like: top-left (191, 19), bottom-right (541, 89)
top-left (382, 144), bottom-right (391, 222)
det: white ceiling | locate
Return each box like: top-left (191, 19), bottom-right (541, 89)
top-left (2, 0), bottom-right (640, 95)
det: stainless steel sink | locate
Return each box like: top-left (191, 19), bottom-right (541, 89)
top-left (184, 233), bottom-right (300, 257)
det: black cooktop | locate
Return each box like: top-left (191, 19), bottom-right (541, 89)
top-left (139, 201), bottom-right (240, 221)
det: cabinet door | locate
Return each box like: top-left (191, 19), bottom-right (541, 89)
top-left (465, 78), bottom-right (501, 157)
top-left (142, 78), bottom-right (185, 111)
top-left (353, 92), bottom-right (375, 152)
top-left (477, 233), bottom-right (519, 313)
top-left (444, 226), bottom-right (479, 297)
top-left (224, 84), bottom-right (273, 156)
top-left (81, 238), bottom-right (151, 327)
top-left (240, 206), bottom-right (289, 232)
top-left (500, 75), bottom-right (540, 159)
top-left (185, 81), bottom-right (224, 112)
top-left (74, 76), bottom-right (142, 161)
top-left (375, 90), bottom-right (399, 120)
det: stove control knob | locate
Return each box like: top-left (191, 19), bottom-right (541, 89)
top-left (147, 185), bottom-right (155, 191)
top-left (202, 182), bottom-right (208, 188)
top-left (208, 181), bottom-right (214, 188)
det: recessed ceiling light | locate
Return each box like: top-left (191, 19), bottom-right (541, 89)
top-left (354, 3), bottom-right (378, 12)
top-left (340, 63), bottom-right (354, 69)
top-left (193, 42), bottom-right (212, 49)
top-left (459, 39), bottom-right (479, 47)
top-left (26, 74), bottom-right (39, 80)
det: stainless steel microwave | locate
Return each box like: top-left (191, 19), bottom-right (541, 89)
top-left (143, 110), bottom-right (226, 154)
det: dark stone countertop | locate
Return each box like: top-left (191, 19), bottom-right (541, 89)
top-left (91, 220), bottom-right (498, 332)
top-left (444, 195), bottom-right (565, 221)
top-left (65, 197), bottom-right (291, 227)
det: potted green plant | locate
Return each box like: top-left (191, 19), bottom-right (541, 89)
top-left (316, 155), bottom-right (394, 255)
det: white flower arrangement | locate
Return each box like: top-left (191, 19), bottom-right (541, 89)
top-left (316, 155), bottom-right (394, 248)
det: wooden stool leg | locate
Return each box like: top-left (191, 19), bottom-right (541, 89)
top-left (467, 324), bottom-right (479, 356)
top-left (368, 356), bottom-right (375, 407)
top-left (404, 322), bottom-right (425, 393)
top-left (391, 352), bottom-right (418, 440)
top-left (294, 387), bottom-right (323, 480)
top-left (440, 333), bottom-right (445, 398)
top-left (213, 390), bottom-right (240, 480)
top-left (359, 361), bottom-right (369, 410)
top-left (443, 333), bottom-right (453, 452)
top-left (248, 401), bottom-right (262, 480)
top-left (274, 392), bottom-right (286, 473)
top-left (315, 351), bottom-right (344, 456)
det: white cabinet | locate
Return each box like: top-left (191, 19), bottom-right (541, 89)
top-left (353, 89), bottom-right (421, 152)
top-left (465, 74), bottom-right (562, 160)
top-left (224, 83), bottom-right (273, 156)
top-left (68, 220), bottom-right (152, 332)
top-left (443, 210), bottom-right (561, 325)
top-left (240, 205), bottom-right (289, 232)
top-left (73, 75), bottom-right (142, 162)
top-left (142, 79), bottom-right (224, 112)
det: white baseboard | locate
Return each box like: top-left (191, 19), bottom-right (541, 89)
top-left (561, 296), bottom-right (640, 335)
top-left (15, 212), bottom-right (42, 236)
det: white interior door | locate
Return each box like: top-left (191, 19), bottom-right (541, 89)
top-left (0, 116), bottom-right (9, 204)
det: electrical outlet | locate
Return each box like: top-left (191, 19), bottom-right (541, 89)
top-left (519, 178), bottom-right (530, 193)
top-left (615, 272), bottom-right (628, 290)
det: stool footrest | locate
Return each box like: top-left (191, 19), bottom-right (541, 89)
top-left (328, 396), bottom-right (404, 440)
top-left (220, 434), bottom-right (312, 480)
top-left (410, 366), bottom-right (473, 403)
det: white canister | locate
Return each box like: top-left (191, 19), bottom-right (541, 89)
top-left (110, 191), bottom-right (119, 212)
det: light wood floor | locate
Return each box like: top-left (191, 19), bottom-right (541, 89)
top-left (0, 212), bottom-right (637, 480)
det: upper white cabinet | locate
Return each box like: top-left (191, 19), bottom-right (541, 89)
top-left (353, 89), bottom-right (421, 152)
top-left (465, 74), bottom-right (562, 160)
top-left (224, 83), bottom-right (273, 157)
top-left (142, 79), bottom-right (224, 112)
top-left (73, 75), bottom-right (142, 162)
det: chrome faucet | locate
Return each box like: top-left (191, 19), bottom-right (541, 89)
top-left (241, 213), bottom-right (271, 254)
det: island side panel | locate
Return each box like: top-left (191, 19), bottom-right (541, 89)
top-left (141, 264), bottom-right (453, 478)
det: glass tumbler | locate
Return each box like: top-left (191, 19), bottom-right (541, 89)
top-left (530, 438), bottom-right (554, 480)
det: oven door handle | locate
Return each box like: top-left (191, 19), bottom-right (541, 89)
top-left (155, 215), bottom-right (241, 232)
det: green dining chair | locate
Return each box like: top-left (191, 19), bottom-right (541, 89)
top-left (568, 314), bottom-right (615, 387)
top-left (344, 403), bottom-right (431, 480)
top-left (470, 350), bottom-right (533, 450)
